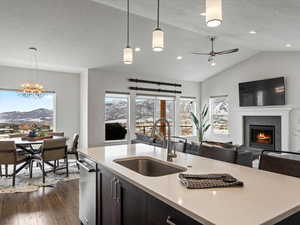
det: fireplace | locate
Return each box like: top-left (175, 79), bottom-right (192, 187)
top-left (249, 125), bottom-right (275, 150)
top-left (243, 116), bottom-right (281, 151)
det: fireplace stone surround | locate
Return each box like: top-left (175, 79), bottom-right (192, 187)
top-left (232, 107), bottom-right (292, 151)
top-left (243, 116), bottom-right (281, 151)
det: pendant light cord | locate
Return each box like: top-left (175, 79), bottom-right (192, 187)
top-left (156, 0), bottom-right (160, 28)
top-left (126, 0), bottom-right (130, 47)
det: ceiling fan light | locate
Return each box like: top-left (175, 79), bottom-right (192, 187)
top-left (206, 0), bottom-right (222, 27)
top-left (208, 56), bottom-right (216, 66)
top-left (123, 47), bottom-right (133, 64)
top-left (152, 28), bottom-right (164, 52)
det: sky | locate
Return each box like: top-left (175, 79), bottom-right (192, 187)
top-left (0, 90), bottom-right (55, 113)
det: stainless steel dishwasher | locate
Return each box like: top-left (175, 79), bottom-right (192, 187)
top-left (78, 158), bottom-right (98, 225)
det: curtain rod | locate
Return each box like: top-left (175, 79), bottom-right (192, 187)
top-left (128, 78), bottom-right (182, 87)
top-left (129, 87), bottom-right (182, 94)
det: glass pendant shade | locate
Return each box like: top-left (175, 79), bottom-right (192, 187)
top-left (123, 47), bottom-right (133, 64)
top-left (152, 28), bottom-right (164, 52)
top-left (206, 0), bottom-right (222, 27)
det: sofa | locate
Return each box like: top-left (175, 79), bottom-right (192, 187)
top-left (186, 141), bottom-right (253, 167)
top-left (132, 134), bottom-right (253, 167)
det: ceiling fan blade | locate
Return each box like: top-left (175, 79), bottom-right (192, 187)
top-left (192, 52), bottom-right (211, 55)
top-left (215, 48), bottom-right (239, 55)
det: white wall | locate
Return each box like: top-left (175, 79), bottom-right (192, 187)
top-left (201, 52), bottom-right (300, 151)
top-left (87, 68), bottom-right (201, 147)
top-left (0, 65), bottom-right (80, 139)
top-left (80, 70), bottom-right (89, 148)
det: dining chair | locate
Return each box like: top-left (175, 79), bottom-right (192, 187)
top-left (259, 150), bottom-right (300, 178)
top-left (199, 143), bottom-right (237, 163)
top-left (0, 141), bottom-right (30, 186)
top-left (67, 133), bottom-right (80, 169)
top-left (30, 138), bottom-right (68, 183)
top-left (48, 132), bottom-right (64, 137)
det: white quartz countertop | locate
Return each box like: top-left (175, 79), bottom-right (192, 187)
top-left (79, 143), bottom-right (300, 225)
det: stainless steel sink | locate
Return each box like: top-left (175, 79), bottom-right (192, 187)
top-left (114, 156), bottom-right (187, 177)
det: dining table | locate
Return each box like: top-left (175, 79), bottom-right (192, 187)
top-left (2, 136), bottom-right (66, 155)
top-left (0, 136), bottom-right (68, 177)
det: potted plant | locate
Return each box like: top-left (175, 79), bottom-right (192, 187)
top-left (190, 103), bottom-right (210, 142)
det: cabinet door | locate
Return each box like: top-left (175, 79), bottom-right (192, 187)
top-left (118, 178), bottom-right (148, 225)
top-left (147, 195), bottom-right (202, 225)
top-left (100, 167), bottom-right (115, 225)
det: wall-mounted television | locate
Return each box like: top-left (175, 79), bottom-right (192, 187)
top-left (239, 77), bottom-right (285, 107)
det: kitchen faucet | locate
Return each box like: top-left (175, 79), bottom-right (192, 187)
top-left (151, 118), bottom-right (177, 162)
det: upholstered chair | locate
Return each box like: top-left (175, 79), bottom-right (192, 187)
top-left (31, 138), bottom-right (68, 183)
top-left (259, 150), bottom-right (300, 178)
top-left (0, 141), bottom-right (30, 186)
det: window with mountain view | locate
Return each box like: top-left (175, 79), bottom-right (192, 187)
top-left (135, 96), bottom-right (175, 136)
top-left (179, 98), bottom-right (196, 136)
top-left (0, 90), bottom-right (55, 138)
top-left (105, 93), bottom-right (129, 141)
top-left (210, 96), bottom-right (229, 135)
top-left (136, 97), bottom-right (155, 135)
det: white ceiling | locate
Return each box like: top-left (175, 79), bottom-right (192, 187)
top-left (92, 0), bottom-right (300, 51)
top-left (0, 0), bottom-right (298, 81)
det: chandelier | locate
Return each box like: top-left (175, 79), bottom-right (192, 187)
top-left (20, 83), bottom-right (45, 97)
top-left (20, 47), bottom-right (45, 97)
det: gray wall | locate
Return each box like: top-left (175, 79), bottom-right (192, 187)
top-left (87, 68), bottom-right (201, 147)
top-left (0, 65), bottom-right (80, 139)
top-left (201, 52), bottom-right (300, 151)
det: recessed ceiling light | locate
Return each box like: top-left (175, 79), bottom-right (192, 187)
top-left (200, 12), bottom-right (206, 16)
top-left (176, 56), bottom-right (183, 60)
top-left (285, 43), bottom-right (292, 48)
top-left (135, 47), bottom-right (141, 52)
top-left (249, 30), bottom-right (256, 34)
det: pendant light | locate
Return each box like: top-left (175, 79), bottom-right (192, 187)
top-left (206, 0), bottom-right (222, 27)
top-left (20, 47), bottom-right (45, 97)
top-left (123, 0), bottom-right (133, 64)
top-left (152, 0), bottom-right (164, 52)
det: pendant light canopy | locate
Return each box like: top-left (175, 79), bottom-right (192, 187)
top-left (152, 0), bottom-right (164, 51)
top-left (206, 0), bottom-right (222, 27)
top-left (123, 0), bottom-right (133, 64)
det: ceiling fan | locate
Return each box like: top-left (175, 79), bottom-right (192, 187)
top-left (192, 37), bottom-right (239, 66)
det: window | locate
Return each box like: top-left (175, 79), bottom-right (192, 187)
top-left (179, 98), bottom-right (196, 136)
top-left (105, 93), bottom-right (129, 141)
top-left (0, 90), bottom-right (55, 138)
top-left (135, 96), bottom-right (175, 136)
top-left (135, 96), bottom-right (155, 135)
top-left (210, 96), bottom-right (229, 135)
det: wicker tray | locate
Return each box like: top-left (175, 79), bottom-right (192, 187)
top-left (178, 173), bottom-right (244, 189)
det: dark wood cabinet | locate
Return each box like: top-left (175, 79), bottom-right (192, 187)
top-left (147, 195), bottom-right (201, 225)
top-left (98, 165), bottom-right (147, 225)
top-left (119, 177), bottom-right (148, 225)
top-left (97, 164), bottom-right (202, 225)
top-left (99, 167), bottom-right (115, 225)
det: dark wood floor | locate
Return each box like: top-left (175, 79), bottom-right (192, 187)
top-left (0, 179), bottom-right (80, 225)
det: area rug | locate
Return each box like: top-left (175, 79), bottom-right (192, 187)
top-left (0, 160), bottom-right (79, 193)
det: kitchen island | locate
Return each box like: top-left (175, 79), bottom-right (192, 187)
top-left (79, 143), bottom-right (300, 225)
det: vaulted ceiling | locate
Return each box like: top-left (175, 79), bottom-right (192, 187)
top-left (0, 0), bottom-right (298, 81)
